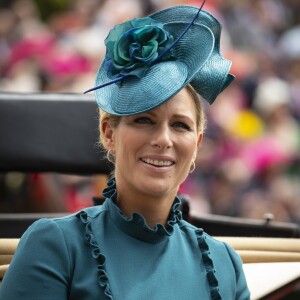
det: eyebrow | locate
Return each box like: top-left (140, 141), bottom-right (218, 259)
top-left (143, 111), bottom-right (195, 123)
top-left (172, 113), bottom-right (194, 120)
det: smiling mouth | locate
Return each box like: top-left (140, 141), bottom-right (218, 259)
top-left (140, 158), bottom-right (174, 167)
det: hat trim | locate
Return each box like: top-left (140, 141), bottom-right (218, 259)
top-left (84, 2), bottom-right (207, 95)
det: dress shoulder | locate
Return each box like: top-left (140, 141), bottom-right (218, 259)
top-left (0, 205), bottom-right (108, 300)
top-left (0, 218), bottom-right (71, 299)
top-left (178, 219), bottom-right (250, 299)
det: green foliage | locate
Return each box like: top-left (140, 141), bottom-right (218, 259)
top-left (32, 0), bottom-right (72, 20)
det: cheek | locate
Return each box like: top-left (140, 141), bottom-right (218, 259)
top-left (176, 139), bottom-right (197, 171)
top-left (114, 128), bottom-right (144, 156)
top-left (181, 135), bottom-right (198, 156)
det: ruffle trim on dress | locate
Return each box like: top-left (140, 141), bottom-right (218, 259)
top-left (102, 178), bottom-right (182, 241)
top-left (77, 210), bottom-right (113, 300)
top-left (195, 229), bottom-right (221, 300)
top-left (102, 177), bottom-right (117, 199)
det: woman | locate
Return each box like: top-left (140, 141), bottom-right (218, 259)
top-left (0, 2), bottom-right (250, 299)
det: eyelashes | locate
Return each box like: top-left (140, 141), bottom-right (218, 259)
top-left (134, 117), bottom-right (153, 124)
top-left (134, 117), bottom-right (191, 131)
top-left (173, 122), bottom-right (191, 131)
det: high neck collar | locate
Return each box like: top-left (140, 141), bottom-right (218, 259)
top-left (102, 178), bottom-right (182, 243)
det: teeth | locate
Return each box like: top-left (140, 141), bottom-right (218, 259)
top-left (142, 158), bottom-right (173, 166)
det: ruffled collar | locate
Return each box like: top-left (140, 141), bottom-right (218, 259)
top-left (102, 178), bottom-right (182, 243)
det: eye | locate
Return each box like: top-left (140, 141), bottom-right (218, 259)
top-left (134, 117), bottom-right (153, 124)
top-left (173, 121), bottom-right (191, 131)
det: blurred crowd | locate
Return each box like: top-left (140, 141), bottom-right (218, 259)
top-left (0, 0), bottom-right (299, 223)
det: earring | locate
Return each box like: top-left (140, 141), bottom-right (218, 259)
top-left (107, 149), bottom-right (115, 163)
top-left (189, 161), bottom-right (195, 174)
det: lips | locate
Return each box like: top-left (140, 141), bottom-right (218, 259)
top-left (140, 157), bottom-right (175, 167)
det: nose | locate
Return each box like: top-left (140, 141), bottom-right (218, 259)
top-left (150, 124), bottom-right (173, 149)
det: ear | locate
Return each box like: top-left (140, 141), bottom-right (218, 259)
top-left (197, 133), bottom-right (203, 147)
top-left (101, 120), bottom-right (115, 150)
top-left (192, 133), bottom-right (203, 162)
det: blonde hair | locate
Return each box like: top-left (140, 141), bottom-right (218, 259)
top-left (185, 84), bottom-right (206, 135)
top-left (99, 84), bottom-right (206, 150)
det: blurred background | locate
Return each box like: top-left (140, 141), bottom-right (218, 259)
top-left (0, 0), bottom-right (299, 223)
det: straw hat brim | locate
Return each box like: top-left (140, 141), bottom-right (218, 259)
top-left (95, 22), bottom-right (215, 115)
top-left (94, 5), bottom-right (234, 115)
top-left (151, 6), bottom-right (234, 103)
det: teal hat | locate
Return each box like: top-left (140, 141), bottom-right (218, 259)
top-left (85, 2), bottom-right (234, 116)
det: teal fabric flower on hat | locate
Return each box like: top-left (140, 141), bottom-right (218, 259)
top-left (103, 17), bottom-right (175, 79)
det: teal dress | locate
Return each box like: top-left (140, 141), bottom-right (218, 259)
top-left (0, 179), bottom-right (250, 299)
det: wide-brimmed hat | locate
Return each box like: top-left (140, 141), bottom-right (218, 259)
top-left (85, 4), bottom-right (234, 116)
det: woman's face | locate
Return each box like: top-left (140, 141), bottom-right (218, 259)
top-left (102, 87), bottom-right (202, 199)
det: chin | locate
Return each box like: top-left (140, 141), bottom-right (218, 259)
top-left (137, 177), bottom-right (178, 198)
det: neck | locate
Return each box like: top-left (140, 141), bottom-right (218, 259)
top-left (116, 187), bottom-right (177, 229)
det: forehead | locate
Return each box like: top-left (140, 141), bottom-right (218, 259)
top-left (150, 87), bottom-right (196, 116)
